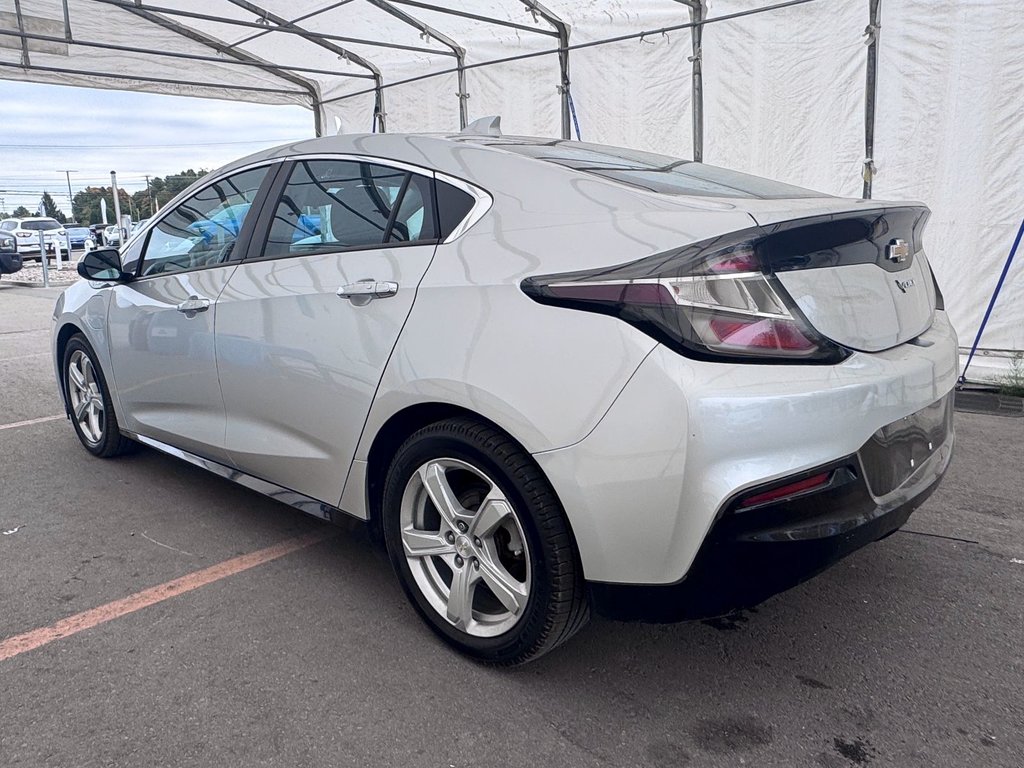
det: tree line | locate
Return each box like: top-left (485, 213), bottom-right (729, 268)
top-left (0, 169), bottom-right (209, 225)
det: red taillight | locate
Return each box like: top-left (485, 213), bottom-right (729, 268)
top-left (709, 316), bottom-right (816, 352)
top-left (706, 247), bottom-right (758, 274)
top-left (737, 472), bottom-right (831, 509)
top-left (521, 236), bottom-right (849, 364)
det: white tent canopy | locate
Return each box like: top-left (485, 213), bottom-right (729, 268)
top-left (3, 0), bottom-right (1021, 374)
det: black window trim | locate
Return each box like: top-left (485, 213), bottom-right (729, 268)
top-left (243, 154), bottom-right (445, 265)
top-left (130, 161), bottom-right (285, 281)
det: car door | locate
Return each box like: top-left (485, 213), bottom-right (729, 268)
top-left (105, 165), bottom-right (274, 462)
top-left (215, 157), bottom-right (440, 504)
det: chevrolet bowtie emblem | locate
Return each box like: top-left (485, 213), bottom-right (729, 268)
top-left (887, 238), bottom-right (910, 263)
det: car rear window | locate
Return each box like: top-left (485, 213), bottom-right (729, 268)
top-left (22, 219), bottom-right (62, 231)
top-left (491, 141), bottom-right (823, 199)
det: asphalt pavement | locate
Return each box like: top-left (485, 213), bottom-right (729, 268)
top-left (1, 283), bottom-right (1022, 768)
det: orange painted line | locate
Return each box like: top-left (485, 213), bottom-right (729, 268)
top-left (0, 529), bottom-right (334, 662)
top-left (0, 414), bottom-right (65, 431)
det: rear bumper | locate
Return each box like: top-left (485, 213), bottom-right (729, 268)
top-left (16, 242), bottom-right (55, 254)
top-left (588, 414), bottom-right (953, 621)
top-left (535, 311), bottom-right (959, 586)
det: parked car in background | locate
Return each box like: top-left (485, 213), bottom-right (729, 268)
top-left (65, 225), bottom-right (92, 249)
top-left (0, 217), bottom-right (66, 260)
top-left (130, 218), bottom-right (150, 235)
top-left (53, 130), bottom-right (957, 664)
top-left (0, 229), bottom-right (23, 278)
top-left (103, 225), bottom-right (122, 247)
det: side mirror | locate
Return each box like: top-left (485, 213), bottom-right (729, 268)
top-left (77, 248), bottom-right (131, 282)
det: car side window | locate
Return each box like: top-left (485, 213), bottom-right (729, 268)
top-left (1, 221), bottom-right (15, 231)
top-left (138, 167), bottom-right (269, 278)
top-left (261, 159), bottom-right (438, 259)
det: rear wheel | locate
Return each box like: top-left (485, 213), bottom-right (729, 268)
top-left (383, 418), bottom-right (589, 665)
top-left (63, 334), bottom-right (134, 458)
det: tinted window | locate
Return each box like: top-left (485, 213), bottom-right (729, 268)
top-left (493, 140), bottom-right (822, 199)
top-left (22, 219), bottom-right (62, 231)
top-left (435, 180), bottom-right (476, 240)
top-left (139, 167), bottom-right (268, 277)
top-left (262, 159), bottom-right (437, 259)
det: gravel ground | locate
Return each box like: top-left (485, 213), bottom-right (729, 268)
top-left (3, 253), bottom-right (82, 285)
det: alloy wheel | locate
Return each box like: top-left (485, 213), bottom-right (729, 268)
top-left (67, 349), bottom-right (104, 445)
top-left (399, 458), bottom-right (531, 638)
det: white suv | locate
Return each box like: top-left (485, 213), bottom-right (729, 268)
top-left (0, 217), bottom-right (67, 259)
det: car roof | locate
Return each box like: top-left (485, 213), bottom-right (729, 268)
top-left (218, 132), bottom-right (603, 184)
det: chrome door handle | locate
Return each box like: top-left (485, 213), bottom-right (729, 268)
top-left (176, 295), bottom-right (211, 315)
top-left (337, 280), bottom-right (399, 301)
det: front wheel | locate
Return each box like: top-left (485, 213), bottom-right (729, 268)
top-left (383, 418), bottom-right (589, 665)
top-left (63, 334), bottom-right (135, 458)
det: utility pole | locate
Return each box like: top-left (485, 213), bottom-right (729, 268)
top-left (58, 170), bottom-right (78, 219)
top-left (110, 171), bottom-right (124, 242)
top-left (144, 174), bottom-right (153, 217)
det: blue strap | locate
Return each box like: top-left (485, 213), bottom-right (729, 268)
top-left (960, 216), bottom-right (1024, 384)
top-left (567, 90), bottom-right (581, 141)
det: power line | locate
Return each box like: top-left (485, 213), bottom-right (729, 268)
top-left (0, 137), bottom-right (300, 149)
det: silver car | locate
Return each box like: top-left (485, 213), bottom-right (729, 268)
top-left (53, 130), bottom-right (957, 664)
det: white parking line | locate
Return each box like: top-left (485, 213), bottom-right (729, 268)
top-left (0, 352), bottom-right (49, 362)
top-left (0, 415), bottom-right (65, 431)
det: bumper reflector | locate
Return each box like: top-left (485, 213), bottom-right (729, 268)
top-left (737, 471), bottom-right (831, 509)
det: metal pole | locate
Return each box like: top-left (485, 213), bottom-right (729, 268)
top-left (60, 169), bottom-right (77, 218)
top-left (110, 171), bottom-right (124, 245)
top-left (13, 0), bottom-right (30, 67)
top-left (38, 230), bottom-right (49, 288)
top-left (556, 25), bottom-right (571, 140)
top-left (689, 2), bottom-right (705, 162)
top-left (519, 2), bottom-right (572, 140)
top-left (456, 52), bottom-right (468, 129)
top-left (374, 75), bottom-right (387, 132)
top-left (863, 0), bottom-right (881, 199)
top-left (145, 174), bottom-right (153, 217)
top-left (363, 0), bottom-right (468, 129)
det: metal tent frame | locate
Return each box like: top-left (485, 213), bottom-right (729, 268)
top-left (1, 0), bottom-right (882, 195)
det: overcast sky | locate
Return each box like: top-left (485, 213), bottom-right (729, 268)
top-left (0, 81), bottom-right (315, 217)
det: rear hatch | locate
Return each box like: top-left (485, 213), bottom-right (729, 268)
top-left (739, 198), bottom-right (937, 353)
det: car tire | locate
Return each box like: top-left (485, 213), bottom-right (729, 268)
top-left (383, 417), bottom-right (589, 665)
top-left (63, 334), bottom-right (135, 458)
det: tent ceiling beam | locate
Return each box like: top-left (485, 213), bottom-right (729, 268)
top-left (225, 0), bottom-right (358, 51)
top-left (0, 28), bottom-right (376, 81)
top-left (92, 0), bottom-right (444, 58)
top-left (385, 1), bottom-right (559, 39)
top-left (115, 1), bottom-right (328, 136)
top-left (220, 0), bottom-right (386, 132)
top-left (364, 0), bottom-right (468, 128)
top-left (0, 60), bottom-right (299, 96)
top-left (13, 0), bottom-right (30, 66)
top-left (60, 0), bottom-right (73, 42)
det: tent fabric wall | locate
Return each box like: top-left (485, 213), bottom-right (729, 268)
top-left (2, 0), bottom-right (1021, 367)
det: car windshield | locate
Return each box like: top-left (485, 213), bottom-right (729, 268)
top-left (491, 140), bottom-right (823, 199)
top-left (22, 219), bottom-right (62, 231)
